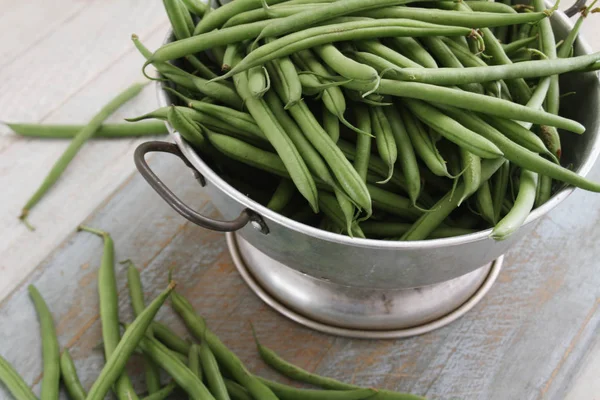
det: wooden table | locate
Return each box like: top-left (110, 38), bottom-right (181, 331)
top-left (1, 1), bottom-right (599, 399)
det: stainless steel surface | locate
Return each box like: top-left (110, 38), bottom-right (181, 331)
top-left (227, 233), bottom-right (503, 338)
top-left (156, 11), bottom-right (600, 290)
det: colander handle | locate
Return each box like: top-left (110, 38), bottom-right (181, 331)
top-left (565, 0), bottom-right (586, 17)
top-left (134, 141), bottom-right (268, 234)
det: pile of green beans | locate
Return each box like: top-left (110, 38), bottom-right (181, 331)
top-left (132, 0), bottom-right (600, 241)
top-left (0, 226), bottom-right (424, 399)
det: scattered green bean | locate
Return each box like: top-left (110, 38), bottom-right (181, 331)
top-left (4, 121), bottom-right (167, 139)
top-left (60, 350), bottom-right (87, 400)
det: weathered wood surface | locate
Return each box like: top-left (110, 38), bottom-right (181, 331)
top-left (1, 1), bottom-right (600, 399)
top-left (0, 151), bottom-right (599, 400)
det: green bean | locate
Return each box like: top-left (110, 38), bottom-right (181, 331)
top-left (78, 226), bottom-right (140, 400)
top-left (248, 65), bottom-right (269, 98)
top-left (502, 36), bottom-right (539, 57)
top-left (342, 79), bottom-right (584, 133)
top-left (319, 192), bottom-right (365, 237)
top-left (398, 105), bottom-right (449, 177)
top-left (0, 354), bottom-right (37, 400)
top-left (256, 0), bottom-right (423, 41)
top-left (180, 0), bottom-right (206, 16)
top-left (350, 51), bottom-right (402, 78)
top-left (482, 115), bottom-right (551, 156)
top-left (459, 148), bottom-right (481, 206)
top-left (360, 221), bottom-right (475, 238)
top-left (189, 344), bottom-right (202, 383)
top-left (322, 108), bottom-right (340, 143)
top-left (152, 322), bottom-right (192, 355)
top-left (355, 40), bottom-right (421, 68)
top-left (170, 293), bottom-right (279, 400)
top-left (267, 179), bottom-right (296, 211)
top-left (216, 20), bottom-right (473, 79)
top-left (367, 184), bottom-right (422, 220)
top-left (4, 121), bottom-right (167, 139)
top-left (533, 0), bottom-right (559, 114)
top-left (199, 342), bottom-right (230, 400)
top-left (60, 350), bottom-right (86, 400)
top-left (141, 383), bottom-right (177, 400)
top-left (291, 50), bottom-right (368, 136)
top-left (462, 1), bottom-right (517, 13)
top-left (167, 105), bottom-right (207, 150)
top-left (222, 8), bottom-right (271, 28)
top-left (383, 106), bottom-right (420, 205)
top-left (353, 105), bottom-right (372, 183)
top-left (86, 282), bottom-right (176, 400)
top-left (404, 98), bottom-right (503, 159)
top-left (19, 82), bottom-right (146, 225)
top-left (139, 335), bottom-right (215, 400)
top-left (231, 47), bottom-right (319, 212)
top-left (386, 36), bottom-right (437, 68)
top-left (257, 376), bottom-right (376, 400)
top-left (255, 335), bottom-right (425, 399)
top-left (393, 51), bottom-right (600, 87)
top-left (370, 106), bottom-right (397, 183)
top-left (535, 174), bottom-right (553, 207)
top-left (28, 285), bottom-right (60, 400)
top-left (491, 169), bottom-right (538, 240)
top-left (264, 44), bottom-right (302, 108)
top-left (557, 0), bottom-right (596, 60)
top-left (434, 105), bottom-right (600, 192)
top-left (224, 380), bottom-right (252, 400)
top-left (476, 180), bottom-right (496, 224)
top-left (194, 0), bottom-right (286, 34)
top-left (401, 158), bottom-right (506, 240)
top-left (492, 160), bottom-right (510, 222)
top-left (361, 6), bottom-right (547, 27)
top-left (516, 23), bottom-right (533, 41)
top-left (314, 44), bottom-right (378, 84)
top-left (126, 262), bottom-right (161, 395)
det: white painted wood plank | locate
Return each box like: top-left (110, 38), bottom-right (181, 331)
top-left (0, 0), bottom-right (171, 301)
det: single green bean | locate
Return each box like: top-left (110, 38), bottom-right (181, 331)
top-left (138, 335), bottom-right (215, 400)
top-left (367, 184), bottom-right (422, 220)
top-left (360, 221), bottom-right (475, 238)
top-left (322, 108), bottom-right (340, 143)
top-left (164, 0), bottom-right (193, 40)
top-left (398, 105), bottom-right (449, 177)
top-left (141, 383), bottom-right (177, 400)
top-left (170, 293), bottom-right (279, 400)
top-left (462, 1), bottom-right (517, 13)
top-left (199, 342), bottom-right (230, 400)
top-left (78, 226), bottom-right (139, 400)
top-left (362, 6), bottom-right (547, 27)
top-left (370, 106), bottom-right (397, 183)
top-left (435, 105), bottom-right (600, 192)
top-left (476, 180), bottom-right (496, 224)
top-left (386, 36), bottom-right (438, 68)
top-left (384, 105), bottom-right (420, 205)
top-left (224, 380), bottom-right (252, 400)
top-left (86, 282), bottom-right (176, 400)
top-left (535, 174), bottom-right (553, 207)
top-left (491, 160), bottom-right (510, 222)
top-left (28, 285), bottom-right (60, 400)
top-left (401, 158), bottom-right (506, 240)
top-left (248, 65), bottom-right (269, 98)
top-left (255, 334), bottom-right (425, 399)
top-left (319, 192), bottom-right (365, 237)
top-left (216, 20), bottom-right (473, 79)
top-left (314, 43), bottom-right (378, 83)
top-left (393, 52), bottom-right (600, 87)
top-left (491, 169), bottom-right (538, 240)
top-left (180, 0), bottom-right (206, 16)
top-left (353, 105), bottom-right (372, 183)
top-left (267, 179), bottom-right (296, 211)
top-left (534, 0), bottom-right (559, 115)
top-left (516, 22), bottom-right (533, 41)
top-left (5, 121), bottom-right (167, 139)
top-left (404, 98), bottom-right (503, 158)
top-left (194, 0), bottom-right (286, 34)
top-left (0, 354), bottom-right (37, 400)
top-left (126, 262), bottom-right (162, 395)
top-left (342, 79), bottom-right (585, 133)
top-left (502, 36), bottom-right (539, 57)
top-left (356, 40), bottom-right (422, 68)
top-left (167, 105), bottom-right (207, 150)
top-left (482, 115), bottom-right (551, 156)
top-left (19, 82), bottom-right (147, 224)
top-left (459, 148), bottom-right (481, 206)
top-left (258, 376), bottom-right (376, 400)
top-left (60, 350), bottom-right (86, 400)
top-left (264, 44), bottom-right (302, 108)
top-left (152, 322), bottom-right (192, 355)
top-left (189, 344), bottom-right (202, 383)
top-left (350, 51), bottom-right (402, 79)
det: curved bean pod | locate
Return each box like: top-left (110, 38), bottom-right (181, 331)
top-left (5, 121), bottom-right (167, 139)
top-left (167, 105), bottom-right (207, 150)
top-left (0, 354), bottom-right (37, 400)
top-left (314, 44), bottom-right (378, 83)
top-left (482, 115), bottom-right (551, 156)
top-left (264, 40), bottom-right (302, 108)
top-left (491, 169), bottom-right (538, 240)
top-left (257, 376), bottom-right (376, 400)
top-left (370, 106), bottom-right (397, 182)
top-left (386, 36), bottom-right (437, 68)
top-left (353, 105), bottom-right (372, 182)
top-left (459, 149), bottom-right (481, 206)
top-left (199, 342), bottom-right (230, 400)
top-left (492, 160), bottom-right (510, 222)
top-left (476, 180), bottom-right (496, 224)
top-left (194, 0), bottom-right (286, 34)
top-left (356, 40), bottom-right (422, 68)
top-left (60, 350), bottom-right (86, 400)
top-left (267, 179), bottom-right (296, 212)
top-left (322, 108), bottom-right (340, 143)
